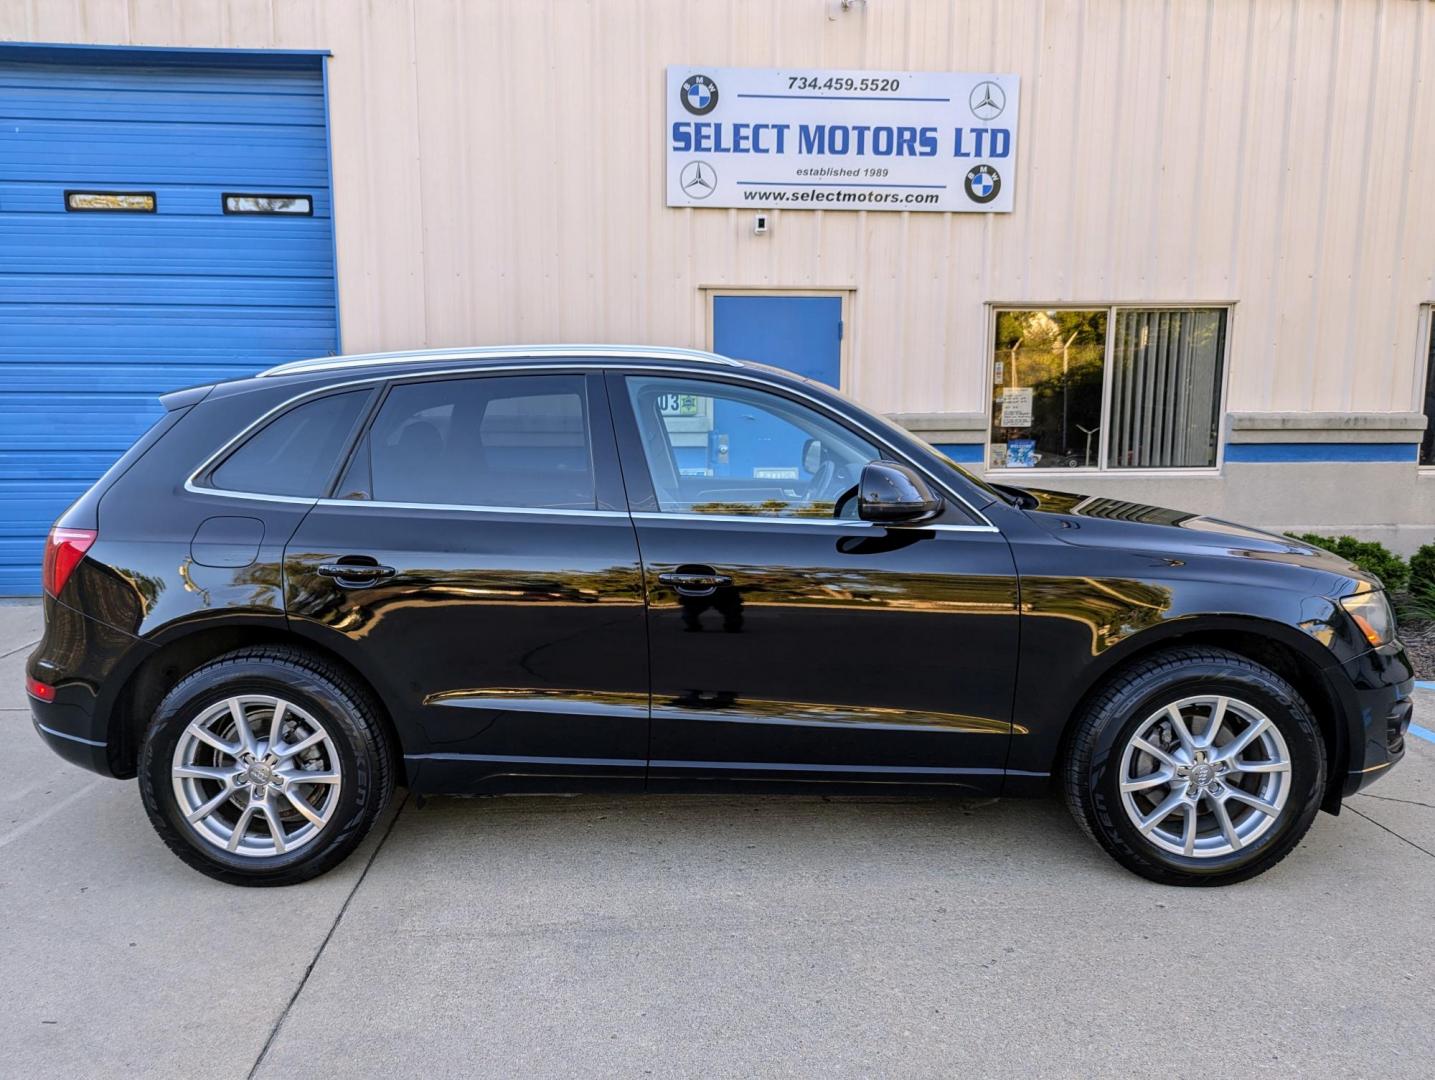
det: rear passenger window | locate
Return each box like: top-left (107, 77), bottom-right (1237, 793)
top-left (361, 375), bottom-right (595, 509)
top-left (209, 391), bottom-right (368, 497)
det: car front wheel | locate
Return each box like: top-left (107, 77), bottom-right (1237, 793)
top-left (1064, 647), bottom-right (1326, 886)
top-left (139, 646), bottom-right (393, 886)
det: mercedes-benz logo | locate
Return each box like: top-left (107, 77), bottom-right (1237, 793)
top-left (969, 80), bottom-right (1006, 121)
top-left (680, 160), bottom-right (717, 200)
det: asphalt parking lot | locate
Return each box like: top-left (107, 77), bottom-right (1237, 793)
top-left (3, 599), bottom-right (1434, 1078)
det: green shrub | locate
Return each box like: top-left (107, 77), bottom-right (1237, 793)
top-left (1409, 543), bottom-right (1435, 593)
top-left (1398, 582), bottom-right (1435, 624)
top-left (1285, 533), bottom-right (1409, 591)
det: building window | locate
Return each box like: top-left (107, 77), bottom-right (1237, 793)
top-left (223, 193), bottom-right (312, 215)
top-left (65, 191), bottom-right (155, 212)
top-left (988, 307), bottom-right (1228, 471)
top-left (1422, 311), bottom-right (1435, 467)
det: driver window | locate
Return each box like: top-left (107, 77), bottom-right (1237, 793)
top-left (625, 375), bottom-right (880, 518)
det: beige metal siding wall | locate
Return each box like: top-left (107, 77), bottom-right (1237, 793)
top-left (3, 0), bottom-right (1432, 420)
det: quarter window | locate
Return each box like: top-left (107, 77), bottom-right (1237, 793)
top-left (359, 375), bottom-right (595, 509)
top-left (209, 390), bottom-right (369, 497)
top-left (625, 375), bottom-right (879, 518)
top-left (989, 307), bottom-right (1228, 470)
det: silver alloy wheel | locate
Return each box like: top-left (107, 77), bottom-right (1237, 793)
top-left (1117, 694), bottom-right (1292, 858)
top-left (171, 695), bottom-right (342, 858)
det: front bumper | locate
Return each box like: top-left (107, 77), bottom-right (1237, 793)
top-left (1336, 641), bottom-right (1414, 797)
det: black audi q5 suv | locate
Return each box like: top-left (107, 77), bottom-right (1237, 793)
top-left (27, 346), bottom-right (1413, 886)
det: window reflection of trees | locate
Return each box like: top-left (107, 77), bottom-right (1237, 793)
top-left (991, 309), bottom-right (1108, 469)
top-left (687, 500), bottom-right (838, 519)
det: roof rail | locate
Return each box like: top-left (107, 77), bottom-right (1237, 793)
top-left (258, 344), bottom-right (744, 378)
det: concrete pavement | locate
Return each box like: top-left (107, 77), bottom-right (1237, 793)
top-left (2, 598), bottom-right (1433, 1078)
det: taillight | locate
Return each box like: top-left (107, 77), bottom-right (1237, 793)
top-left (26, 676), bottom-right (56, 702)
top-left (42, 526), bottom-right (97, 597)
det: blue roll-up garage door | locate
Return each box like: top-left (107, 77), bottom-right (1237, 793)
top-left (0, 45), bottom-right (338, 595)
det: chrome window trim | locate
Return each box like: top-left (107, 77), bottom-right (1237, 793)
top-left (185, 362), bottom-right (994, 526)
top-left (295, 501), bottom-right (998, 532)
top-left (630, 511), bottom-right (998, 533)
top-left (182, 481), bottom-right (318, 505)
top-left (314, 498), bottom-right (627, 518)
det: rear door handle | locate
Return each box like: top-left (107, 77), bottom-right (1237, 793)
top-left (317, 560), bottom-right (395, 588)
top-left (657, 570), bottom-right (733, 596)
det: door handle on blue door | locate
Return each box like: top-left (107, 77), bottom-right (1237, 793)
top-left (658, 569), bottom-right (733, 597)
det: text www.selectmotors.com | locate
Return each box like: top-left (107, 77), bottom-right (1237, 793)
top-left (741, 188), bottom-right (941, 205)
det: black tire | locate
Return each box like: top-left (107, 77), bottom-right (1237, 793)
top-left (138, 646), bottom-right (394, 886)
top-left (1063, 647), bottom-right (1326, 886)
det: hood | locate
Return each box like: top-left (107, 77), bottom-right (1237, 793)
top-left (1008, 485), bottom-right (1378, 588)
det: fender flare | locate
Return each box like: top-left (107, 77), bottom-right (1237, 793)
top-left (1053, 612), bottom-right (1355, 793)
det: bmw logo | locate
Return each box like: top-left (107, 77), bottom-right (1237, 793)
top-left (964, 164), bottom-right (1001, 205)
top-left (680, 74), bottom-right (719, 116)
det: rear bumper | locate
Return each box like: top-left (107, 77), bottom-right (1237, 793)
top-left (26, 593), bottom-right (150, 779)
top-left (1335, 642), bottom-right (1414, 798)
top-left (30, 696), bottom-right (112, 774)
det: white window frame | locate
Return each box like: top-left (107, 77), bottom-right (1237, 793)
top-left (1417, 303), bottom-right (1435, 473)
top-left (983, 301), bottom-right (1235, 477)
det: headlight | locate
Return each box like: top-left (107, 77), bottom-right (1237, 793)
top-left (1340, 590), bottom-right (1396, 648)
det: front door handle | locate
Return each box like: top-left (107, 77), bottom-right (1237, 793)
top-left (317, 560), bottom-right (395, 588)
top-left (658, 570), bottom-right (733, 597)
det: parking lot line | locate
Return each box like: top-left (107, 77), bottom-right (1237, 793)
top-left (0, 778), bottom-right (99, 849)
top-left (1411, 682), bottom-right (1435, 743)
top-left (0, 638), bottom-right (38, 660)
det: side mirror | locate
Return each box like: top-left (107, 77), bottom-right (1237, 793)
top-left (857, 461), bottom-right (943, 523)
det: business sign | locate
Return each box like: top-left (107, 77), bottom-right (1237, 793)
top-left (666, 66), bottom-right (1019, 213)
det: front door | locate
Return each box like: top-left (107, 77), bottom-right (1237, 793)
top-left (284, 370), bottom-right (649, 793)
top-left (712, 293), bottom-right (843, 385)
top-left (608, 370), bottom-right (1021, 791)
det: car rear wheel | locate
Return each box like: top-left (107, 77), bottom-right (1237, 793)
top-left (1064, 647), bottom-right (1326, 886)
top-left (139, 646), bottom-right (393, 886)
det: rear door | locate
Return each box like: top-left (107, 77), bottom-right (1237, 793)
top-left (283, 369), bottom-right (650, 793)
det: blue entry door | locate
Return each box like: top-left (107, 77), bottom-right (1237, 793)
top-left (707, 295), bottom-right (844, 481)
top-left (712, 294), bottom-right (842, 386)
